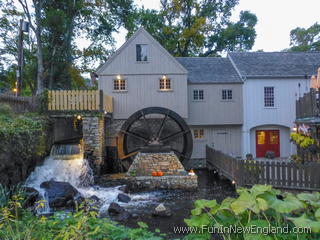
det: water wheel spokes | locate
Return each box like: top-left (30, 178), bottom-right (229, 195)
top-left (117, 107), bottom-right (193, 171)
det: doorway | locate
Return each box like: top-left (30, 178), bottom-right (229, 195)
top-left (256, 130), bottom-right (280, 158)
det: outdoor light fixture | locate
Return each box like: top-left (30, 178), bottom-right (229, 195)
top-left (116, 75), bottom-right (121, 80)
top-left (13, 88), bottom-right (17, 93)
top-left (77, 115), bottom-right (82, 120)
top-left (292, 127), bottom-right (297, 132)
top-left (162, 75), bottom-right (166, 79)
top-left (232, 180), bottom-right (236, 185)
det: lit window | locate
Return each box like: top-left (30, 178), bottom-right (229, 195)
top-left (222, 89), bottom-right (232, 100)
top-left (264, 87), bottom-right (274, 107)
top-left (136, 44), bottom-right (148, 62)
top-left (193, 90), bottom-right (204, 100)
top-left (194, 129), bottom-right (204, 139)
top-left (160, 76), bottom-right (171, 90)
top-left (114, 76), bottom-right (126, 91)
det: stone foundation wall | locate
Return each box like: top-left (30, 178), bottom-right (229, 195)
top-left (126, 175), bottom-right (198, 190)
top-left (127, 152), bottom-right (186, 176)
top-left (83, 116), bottom-right (105, 175)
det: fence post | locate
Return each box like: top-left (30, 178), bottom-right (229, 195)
top-left (99, 90), bottom-right (104, 112)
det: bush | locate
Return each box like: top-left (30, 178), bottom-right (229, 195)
top-left (0, 104), bottom-right (12, 116)
top-left (0, 189), bottom-right (166, 240)
top-left (184, 185), bottom-right (320, 240)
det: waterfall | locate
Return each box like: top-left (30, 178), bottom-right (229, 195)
top-left (26, 143), bottom-right (94, 213)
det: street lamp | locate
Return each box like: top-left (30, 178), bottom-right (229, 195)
top-left (16, 19), bottom-right (29, 96)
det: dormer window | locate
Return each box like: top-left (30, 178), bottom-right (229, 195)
top-left (160, 75), bottom-right (171, 91)
top-left (136, 44), bottom-right (148, 62)
top-left (113, 75), bottom-right (126, 91)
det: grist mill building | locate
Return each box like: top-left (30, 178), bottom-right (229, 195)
top-left (96, 28), bottom-right (320, 167)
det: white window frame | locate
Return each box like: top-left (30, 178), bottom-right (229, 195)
top-left (159, 77), bottom-right (172, 91)
top-left (193, 89), bottom-right (204, 101)
top-left (113, 78), bottom-right (127, 91)
top-left (222, 89), bottom-right (233, 100)
top-left (136, 44), bottom-right (148, 62)
top-left (264, 86), bottom-right (275, 107)
top-left (193, 129), bottom-right (204, 139)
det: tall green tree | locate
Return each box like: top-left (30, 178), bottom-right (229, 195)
top-left (290, 23), bottom-right (320, 51)
top-left (127, 0), bottom-right (257, 57)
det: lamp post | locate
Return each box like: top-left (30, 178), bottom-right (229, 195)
top-left (16, 20), bottom-right (29, 96)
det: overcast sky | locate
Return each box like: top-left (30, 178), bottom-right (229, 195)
top-left (114, 0), bottom-right (320, 52)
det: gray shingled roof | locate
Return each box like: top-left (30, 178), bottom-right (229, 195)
top-left (229, 52), bottom-right (320, 78)
top-left (176, 57), bottom-right (242, 83)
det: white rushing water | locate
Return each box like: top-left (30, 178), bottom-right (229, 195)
top-left (26, 144), bottom-right (158, 214)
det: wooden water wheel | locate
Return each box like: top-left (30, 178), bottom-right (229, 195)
top-left (117, 107), bottom-right (193, 171)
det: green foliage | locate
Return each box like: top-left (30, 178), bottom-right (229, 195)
top-left (290, 23), bottom-right (320, 51)
top-left (185, 185), bottom-right (320, 240)
top-left (0, 191), bottom-right (166, 240)
top-left (0, 108), bottom-right (48, 158)
top-left (290, 132), bottom-right (315, 148)
top-left (127, 1), bottom-right (257, 57)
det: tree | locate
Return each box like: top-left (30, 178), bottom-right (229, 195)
top-left (127, 0), bottom-right (257, 57)
top-left (290, 23), bottom-right (320, 52)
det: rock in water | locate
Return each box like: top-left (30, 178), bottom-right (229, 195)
top-left (23, 187), bottom-right (40, 209)
top-left (118, 193), bottom-right (131, 203)
top-left (40, 181), bottom-right (80, 208)
top-left (118, 185), bottom-right (129, 193)
top-left (152, 203), bottom-right (172, 217)
top-left (108, 202), bottom-right (125, 215)
top-left (115, 211), bottom-right (131, 222)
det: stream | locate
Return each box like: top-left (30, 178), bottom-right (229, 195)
top-left (25, 144), bottom-right (236, 239)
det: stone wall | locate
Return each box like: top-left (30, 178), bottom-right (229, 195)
top-left (126, 175), bottom-right (198, 190)
top-left (127, 152), bottom-right (186, 176)
top-left (83, 116), bottom-right (105, 175)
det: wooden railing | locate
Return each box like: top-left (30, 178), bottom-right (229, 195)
top-left (206, 146), bottom-right (320, 190)
top-left (48, 90), bottom-right (113, 113)
top-left (296, 89), bottom-right (319, 119)
top-left (0, 94), bottom-right (37, 113)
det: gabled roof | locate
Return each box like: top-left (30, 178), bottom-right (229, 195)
top-left (96, 27), bottom-right (187, 75)
top-left (228, 52), bottom-right (320, 78)
top-left (176, 57), bottom-right (242, 83)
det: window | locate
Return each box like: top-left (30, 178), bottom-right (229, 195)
top-left (160, 76), bottom-right (171, 90)
top-left (222, 89), bottom-right (232, 100)
top-left (264, 87), bottom-right (274, 107)
top-left (194, 129), bottom-right (204, 139)
top-left (193, 90), bottom-right (204, 101)
top-left (113, 77), bottom-right (126, 91)
top-left (136, 44), bottom-right (148, 62)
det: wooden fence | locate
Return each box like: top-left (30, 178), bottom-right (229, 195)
top-left (48, 90), bottom-right (113, 113)
top-left (296, 88), bottom-right (319, 119)
top-left (0, 94), bottom-right (37, 113)
top-left (206, 146), bottom-right (320, 190)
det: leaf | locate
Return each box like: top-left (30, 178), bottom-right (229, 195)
top-left (194, 199), bottom-right (217, 209)
top-left (288, 214), bottom-right (320, 233)
top-left (261, 192), bottom-right (305, 214)
top-left (315, 209), bottom-right (320, 221)
top-left (297, 192), bottom-right (320, 208)
top-left (231, 191), bottom-right (258, 214)
top-left (256, 198), bottom-right (268, 211)
top-left (137, 221), bottom-right (148, 229)
top-left (244, 220), bottom-right (273, 240)
top-left (184, 214), bottom-right (211, 228)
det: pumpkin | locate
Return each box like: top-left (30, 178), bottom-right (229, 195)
top-left (157, 171), bottom-right (164, 177)
top-left (152, 171), bottom-right (158, 177)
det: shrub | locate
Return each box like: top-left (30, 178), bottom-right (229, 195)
top-left (184, 185), bottom-right (320, 240)
top-left (0, 190), bottom-right (166, 240)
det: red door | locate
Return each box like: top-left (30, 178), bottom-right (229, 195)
top-left (256, 130), bottom-right (280, 158)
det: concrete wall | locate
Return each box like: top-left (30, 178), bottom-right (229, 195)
top-left (187, 83), bottom-right (243, 125)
